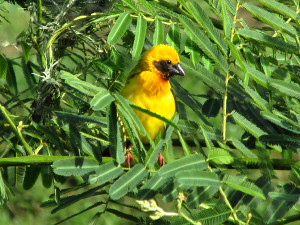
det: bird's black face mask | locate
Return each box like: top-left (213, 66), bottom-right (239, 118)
top-left (154, 60), bottom-right (185, 80)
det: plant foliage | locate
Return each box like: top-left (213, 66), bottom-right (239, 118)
top-left (0, 0), bottom-right (300, 224)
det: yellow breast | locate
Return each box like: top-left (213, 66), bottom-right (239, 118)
top-left (121, 71), bottom-right (176, 143)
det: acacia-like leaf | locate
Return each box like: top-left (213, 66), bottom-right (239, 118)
top-left (158, 154), bottom-right (207, 178)
top-left (243, 3), bottom-right (297, 37)
top-left (223, 175), bottom-right (266, 200)
top-left (0, 53), bottom-right (8, 79)
top-left (231, 111), bottom-right (267, 139)
top-left (90, 88), bottom-right (114, 111)
top-left (166, 23), bottom-right (181, 52)
top-left (208, 148), bottom-right (234, 165)
top-left (229, 137), bottom-right (257, 158)
top-left (260, 134), bottom-right (300, 148)
top-left (132, 16), bottom-right (147, 61)
top-left (187, 186), bottom-right (219, 208)
top-left (53, 158), bottom-right (100, 176)
top-left (153, 18), bottom-right (164, 45)
top-left (88, 161), bottom-right (123, 185)
top-left (258, 0), bottom-right (298, 20)
top-left (261, 111), bottom-right (300, 134)
top-left (108, 102), bottom-right (125, 164)
top-left (109, 164), bottom-right (148, 200)
top-left (107, 13), bottom-right (132, 45)
top-left (239, 29), bottom-right (298, 54)
top-left (269, 78), bottom-right (300, 99)
top-left (137, 173), bottom-right (169, 200)
top-left (176, 170), bottom-right (221, 187)
top-left (179, 15), bottom-right (228, 73)
top-left (187, 0), bottom-right (227, 54)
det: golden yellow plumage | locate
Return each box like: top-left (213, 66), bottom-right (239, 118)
top-left (121, 44), bottom-right (185, 143)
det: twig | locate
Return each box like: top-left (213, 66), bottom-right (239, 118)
top-left (0, 105), bottom-right (33, 155)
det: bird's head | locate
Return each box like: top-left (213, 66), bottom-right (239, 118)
top-left (141, 44), bottom-right (185, 80)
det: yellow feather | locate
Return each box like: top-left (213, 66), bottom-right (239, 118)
top-left (121, 44), bottom-right (181, 143)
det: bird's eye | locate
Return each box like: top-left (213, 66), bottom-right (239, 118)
top-left (166, 60), bottom-right (171, 64)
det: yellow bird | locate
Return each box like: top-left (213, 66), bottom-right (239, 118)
top-left (121, 44), bottom-right (185, 166)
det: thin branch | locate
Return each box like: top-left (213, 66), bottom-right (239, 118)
top-left (0, 105), bottom-right (33, 155)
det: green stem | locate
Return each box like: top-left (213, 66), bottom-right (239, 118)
top-left (177, 192), bottom-right (201, 225)
top-left (0, 155), bottom-right (113, 166)
top-left (37, 0), bottom-right (46, 68)
top-left (0, 105), bottom-right (33, 155)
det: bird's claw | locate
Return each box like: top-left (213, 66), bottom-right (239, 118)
top-left (125, 152), bottom-right (135, 168)
top-left (158, 153), bottom-right (165, 167)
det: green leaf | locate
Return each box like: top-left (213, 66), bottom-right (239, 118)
top-left (166, 23), bottom-right (181, 52)
top-left (53, 158), bottom-right (100, 176)
top-left (121, 0), bottom-right (139, 12)
top-left (220, 0), bottom-right (233, 39)
top-left (109, 164), bottom-right (148, 200)
top-left (244, 85), bottom-right (269, 111)
top-left (55, 111), bottom-right (107, 127)
top-left (115, 94), bottom-right (147, 137)
top-left (180, 15), bottom-right (228, 73)
top-left (147, 1), bottom-right (179, 19)
top-left (187, 0), bottom-right (227, 54)
top-left (19, 41), bottom-right (31, 63)
top-left (59, 70), bottom-right (101, 96)
top-left (176, 130), bottom-right (191, 156)
top-left (258, 0), bottom-right (298, 20)
top-left (238, 29), bottom-right (298, 54)
top-left (226, 40), bottom-right (246, 72)
top-left (260, 134), bottom-right (300, 148)
top-left (132, 16), bottom-right (147, 61)
top-left (88, 161), bottom-right (123, 185)
top-left (0, 53), bottom-right (8, 79)
top-left (171, 205), bottom-right (231, 225)
top-left (137, 173), bottom-right (169, 200)
top-left (202, 98), bottom-right (221, 117)
top-left (208, 148), bottom-right (234, 165)
top-left (108, 102), bottom-right (125, 164)
top-left (187, 186), bottom-right (219, 208)
top-left (229, 137), bottom-right (258, 158)
top-left (106, 208), bottom-right (140, 223)
top-left (50, 186), bottom-right (105, 214)
top-left (153, 18), bottom-right (164, 45)
top-left (0, 172), bottom-right (8, 205)
top-left (231, 111), bottom-right (267, 139)
top-left (117, 106), bottom-right (146, 163)
top-left (242, 3), bottom-right (297, 37)
top-left (180, 57), bottom-right (225, 94)
top-left (223, 175), bottom-right (266, 200)
top-left (268, 192), bottom-right (300, 202)
top-left (261, 111), bottom-right (300, 134)
top-left (23, 165), bottom-right (41, 190)
top-left (269, 78), bottom-right (300, 99)
top-left (263, 184), bottom-right (300, 223)
top-left (107, 13), bottom-right (132, 45)
top-left (90, 88), bottom-right (114, 111)
top-left (158, 154), bottom-right (208, 178)
top-left (176, 170), bottom-right (221, 187)
top-left (244, 64), bottom-right (269, 88)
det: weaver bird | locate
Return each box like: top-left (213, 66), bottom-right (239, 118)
top-left (121, 44), bottom-right (185, 166)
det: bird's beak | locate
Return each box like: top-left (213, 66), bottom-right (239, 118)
top-left (169, 63), bottom-right (185, 77)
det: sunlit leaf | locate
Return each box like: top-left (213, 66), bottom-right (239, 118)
top-left (107, 13), bottom-right (132, 45)
top-left (109, 164), bottom-right (148, 200)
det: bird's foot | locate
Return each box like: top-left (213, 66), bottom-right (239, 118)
top-left (158, 153), bottom-right (165, 167)
top-left (125, 151), bottom-right (135, 168)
